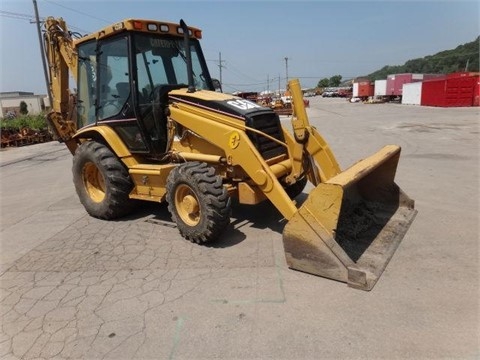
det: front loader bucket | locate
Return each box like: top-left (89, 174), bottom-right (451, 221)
top-left (283, 145), bottom-right (417, 290)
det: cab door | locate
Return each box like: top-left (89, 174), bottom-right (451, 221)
top-left (96, 35), bottom-right (148, 152)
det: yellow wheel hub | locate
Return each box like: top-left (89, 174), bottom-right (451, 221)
top-left (82, 162), bottom-right (106, 203)
top-left (175, 184), bottom-right (200, 226)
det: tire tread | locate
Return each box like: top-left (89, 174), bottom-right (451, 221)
top-left (166, 162), bottom-right (231, 244)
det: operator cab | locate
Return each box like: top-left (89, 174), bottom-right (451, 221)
top-left (75, 19), bottom-right (214, 157)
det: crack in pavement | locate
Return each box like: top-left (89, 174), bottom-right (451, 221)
top-left (0, 210), bottom-right (284, 359)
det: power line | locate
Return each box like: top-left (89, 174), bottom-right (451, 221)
top-left (43, 0), bottom-right (112, 25)
top-left (224, 81), bottom-right (270, 86)
top-left (0, 10), bottom-right (37, 21)
top-left (0, 9), bottom-right (88, 33)
top-left (224, 61), bottom-right (263, 83)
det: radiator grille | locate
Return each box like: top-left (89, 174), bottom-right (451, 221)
top-left (245, 112), bottom-right (286, 160)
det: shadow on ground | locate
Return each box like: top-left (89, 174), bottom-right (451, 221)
top-left (112, 193), bottom-right (306, 249)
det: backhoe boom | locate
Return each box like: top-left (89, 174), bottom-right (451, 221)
top-left (43, 17), bottom-right (78, 153)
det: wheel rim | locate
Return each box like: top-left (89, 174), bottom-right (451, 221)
top-left (175, 184), bottom-right (200, 226)
top-left (82, 161), bottom-right (106, 203)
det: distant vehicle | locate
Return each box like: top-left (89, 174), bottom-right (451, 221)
top-left (322, 87), bottom-right (353, 98)
top-left (337, 88), bottom-right (353, 98)
top-left (322, 90), bottom-right (337, 97)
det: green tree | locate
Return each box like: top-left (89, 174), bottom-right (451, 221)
top-left (317, 78), bottom-right (329, 88)
top-left (19, 101), bottom-right (28, 115)
top-left (367, 37), bottom-right (479, 80)
top-left (329, 75), bottom-right (342, 87)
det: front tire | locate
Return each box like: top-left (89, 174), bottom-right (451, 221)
top-left (72, 140), bottom-right (134, 219)
top-left (166, 162), bottom-right (231, 244)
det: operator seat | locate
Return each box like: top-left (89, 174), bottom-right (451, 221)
top-left (146, 84), bottom-right (187, 154)
top-left (115, 82), bottom-right (130, 105)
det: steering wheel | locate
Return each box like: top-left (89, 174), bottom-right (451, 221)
top-left (99, 100), bottom-right (122, 118)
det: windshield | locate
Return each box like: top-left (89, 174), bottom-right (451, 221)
top-left (134, 33), bottom-right (213, 100)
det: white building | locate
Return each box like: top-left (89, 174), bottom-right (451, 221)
top-left (0, 92), bottom-right (48, 118)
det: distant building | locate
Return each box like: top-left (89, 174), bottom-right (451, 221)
top-left (0, 92), bottom-right (49, 118)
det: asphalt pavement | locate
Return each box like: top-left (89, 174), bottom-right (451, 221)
top-left (0, 97), bottom-right (478, 359)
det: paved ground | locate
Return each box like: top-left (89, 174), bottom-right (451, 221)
top-left (0, 97), bottom-right (478, 359)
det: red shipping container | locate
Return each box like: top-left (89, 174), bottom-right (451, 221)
top-left (447, 71), bottom-right (480, 78)
top-left (473, 80), bottom-right (480, 106)
top-left (421, 74), bottom-right (479, 107)
top-left (446, 76), bottom-right (476, 106)
top-left (357, 81), bottom-right (374, 97)
top-left (421, 79), bottom-right (447, 106)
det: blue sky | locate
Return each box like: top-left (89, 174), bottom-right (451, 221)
top-left (0, 0), bottom-right (478, 94)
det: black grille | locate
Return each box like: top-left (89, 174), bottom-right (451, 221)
top-left (245, 111), bottom-right (286, 160)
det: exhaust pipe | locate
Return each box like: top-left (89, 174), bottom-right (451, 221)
top-left (179, 19), bottom-right (195, 93)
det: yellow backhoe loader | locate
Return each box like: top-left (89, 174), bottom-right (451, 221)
top-left (42, 17), bottom-right (416, 290)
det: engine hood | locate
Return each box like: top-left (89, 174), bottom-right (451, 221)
top-left (168, 88), bottom-right (286, 160)
top-left (168, 89), bottom-right (274, 120)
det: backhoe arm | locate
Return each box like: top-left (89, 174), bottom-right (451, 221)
top-left (43, 17), bottom-right (79, 154)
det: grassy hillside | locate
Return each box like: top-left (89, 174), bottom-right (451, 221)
top-left (366, 37), bottom-right (479, 81)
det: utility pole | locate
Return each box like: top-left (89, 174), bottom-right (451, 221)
top-left (32, 0), bottom-right (52, 104)
top-left (33, 0), bottom-right (53, 107)
top-left (284, 57), bottom-right (289, 87)
top-left (218, 52), bottom-right (226, 87)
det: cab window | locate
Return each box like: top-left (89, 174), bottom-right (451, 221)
top-left (97, 36), bottom-right (131, 120)
top-left (76, 41), bottom-right (96, 128)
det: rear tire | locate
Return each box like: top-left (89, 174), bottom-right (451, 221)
top-left (166, 162), bottom-right (231, 244)
top-left (72, 140), bottom-right (134, 219)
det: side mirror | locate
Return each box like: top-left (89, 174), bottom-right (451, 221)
top-left (211, 78), bottom-right (222, 93)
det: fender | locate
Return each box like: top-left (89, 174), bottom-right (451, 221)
top-left (73, 125), bottom-right (139, 167)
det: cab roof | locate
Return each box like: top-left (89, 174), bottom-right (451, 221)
top-left (74, 18), bottom-right (202, 45)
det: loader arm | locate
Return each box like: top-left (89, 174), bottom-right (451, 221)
top-left (285, 79), bottom-right (341, 185)
top-left (43, 17), bottom-right (79, 154)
